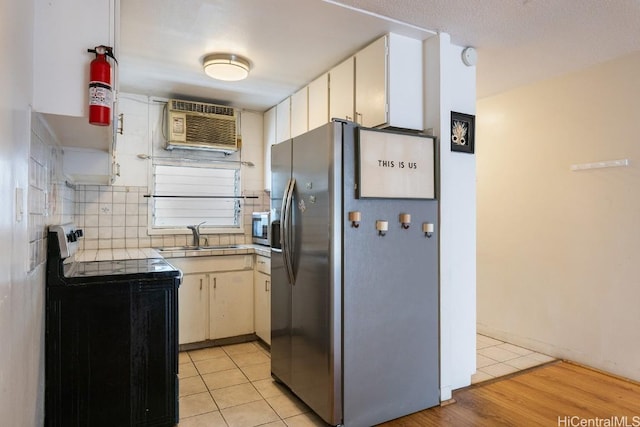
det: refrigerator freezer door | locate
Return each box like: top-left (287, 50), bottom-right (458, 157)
top-left (288, 123), bottom-right (343, 425)
top-left (271, 140), bottom-right (293, 387)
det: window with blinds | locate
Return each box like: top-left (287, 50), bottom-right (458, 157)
top-left (152, 164), bottom-right (241, 228)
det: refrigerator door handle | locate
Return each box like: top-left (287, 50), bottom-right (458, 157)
top-left (280, 178), bottom-right (296, 285)
top-left (280, 178), bottom-right (292, 282)
top-left (282, 178), bottom-right (296, 285)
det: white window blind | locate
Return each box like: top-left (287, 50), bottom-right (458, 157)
top-left (152, 164), bottom-right (241, 228)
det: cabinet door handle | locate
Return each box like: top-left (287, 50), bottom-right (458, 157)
top-left (265, 280), bottom-right (270, 292)
top-left (199, 278), bottom-right (203, 290)
top-left (213, 277), bottom-right (217, 289)
top-left (117, 113), bottom-right (124, 135)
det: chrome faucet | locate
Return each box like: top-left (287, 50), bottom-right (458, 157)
top-left (187, 221), bottom-right (206, 247)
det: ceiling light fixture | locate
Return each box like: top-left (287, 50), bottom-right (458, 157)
top-left (202, 53), bottom-right (251, 81)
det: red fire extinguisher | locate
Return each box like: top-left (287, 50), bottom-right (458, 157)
top-left (88, 45), bottom-right (116, 126)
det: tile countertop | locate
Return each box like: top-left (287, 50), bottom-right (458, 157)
top-left (75, 248), bottom-right (162, 262)
top-left (75, 244), bottom-right (271, 262)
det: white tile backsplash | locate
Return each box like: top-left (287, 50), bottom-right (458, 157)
top-left (113, 191), bottom-right (126, 204)
top-left (112, 203), bottom-right (126, 215)
top-left (73, 186), bottom-right (269, 250)
top-left (113, 226), bottom-right (125, 239)
top-left (29, 113), bottom-right (75, 272)
top-left (113, 215), bottom-right (126, 227)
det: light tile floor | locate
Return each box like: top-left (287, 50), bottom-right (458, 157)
top-left (178, 335), bottom-right (555, 426)
top-left (178, 341), bottom-right (326, 427)
top-left (472, 334), bottom-right (555, 384)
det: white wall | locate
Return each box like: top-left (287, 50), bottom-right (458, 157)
top-left (74, 95), bottom-right (268, 251)
top-left (477, 52), bottom-right (640, 382)
top-left (425, 33), bottom-right (477, 400)
top-left (0, 0), bottom-right (40, 424)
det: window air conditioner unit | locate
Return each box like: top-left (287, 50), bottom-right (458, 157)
top-left (166, 99), bottom-right (238, 153)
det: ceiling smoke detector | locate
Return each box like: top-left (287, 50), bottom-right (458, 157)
top-left (461, 47), bottom-right (478, 67)
top-left (203, 53), bottom-right (251, 81)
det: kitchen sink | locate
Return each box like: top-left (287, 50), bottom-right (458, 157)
top-left (156, 245), bottom-right (241, 252)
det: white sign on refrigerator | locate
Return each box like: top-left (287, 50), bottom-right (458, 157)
top-left (357, 128), bottom-right (435, 199)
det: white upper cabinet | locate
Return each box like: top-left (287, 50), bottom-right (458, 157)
top-left (290, 87), bottom-right (308, 138)
top-left (276, 98), bottom-right (291, 144)
top-left (263, 106), bottom-right (276, 191)
top-left (308, 73), bottom-right (329, 131)
top-left (354, 36), bottom-right (386, 128)
top-left (329, 57), bottom-right (355, 122)
top-left (34, 0), bottom-right (119, 118)
top-left (355, 34), bottom-right (423, 130)
top-left (33, 0), bottom-right (120, 165)
top-left (262, 32), bottom-right (423, 192)
top-left (267, 33), bottom-right (422, 133)
top-left (113, 94), bottom-right (150, 187)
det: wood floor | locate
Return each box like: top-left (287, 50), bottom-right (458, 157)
top-left (380, 361), bottom-right (640, 427)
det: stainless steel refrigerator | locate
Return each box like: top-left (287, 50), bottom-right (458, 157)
top-left (270, 121), bottom-right (439, 427)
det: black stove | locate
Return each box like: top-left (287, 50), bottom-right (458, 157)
top-left (48, 224), bottom-right (181, 286)
top-left (45, 224), bottom-right (181, 427)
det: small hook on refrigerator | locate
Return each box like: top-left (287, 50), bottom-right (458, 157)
top-left (376, 220), bottom-right (388, 237)
top-left (399, 213), bottom-right (411, 230)
top-left (349, 211), bottom-right (361, 228)
top-left (422, 222), bottom-right (434, 238)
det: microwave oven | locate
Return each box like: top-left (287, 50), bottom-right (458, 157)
top-left (252, 212), bottom-right (270, 246)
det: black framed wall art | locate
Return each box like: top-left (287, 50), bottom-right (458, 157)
top-left (450, 111), bottom-right (475, 154)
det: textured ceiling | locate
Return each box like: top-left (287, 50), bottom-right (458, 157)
top-left (119, 0), bottom-right (433, 111)
top-left (329, 0), bottom-right (640, 98)
top-left (119, 0), bottom-right (640, 111)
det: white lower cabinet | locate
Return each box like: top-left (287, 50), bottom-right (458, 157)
top-left (254, 271), bottom-right (271, 344)
top-left (209, 271), bottom-right (254, 339)
top-left (171, 255), bottom-right (254, 345)
top-left (253, 255), bottom-right (271, 344)
top-left (178, 273), bottom-right (209, 344)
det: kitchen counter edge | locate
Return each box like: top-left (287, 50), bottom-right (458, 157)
top-left (76, 244), bottom-right (271, 262)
